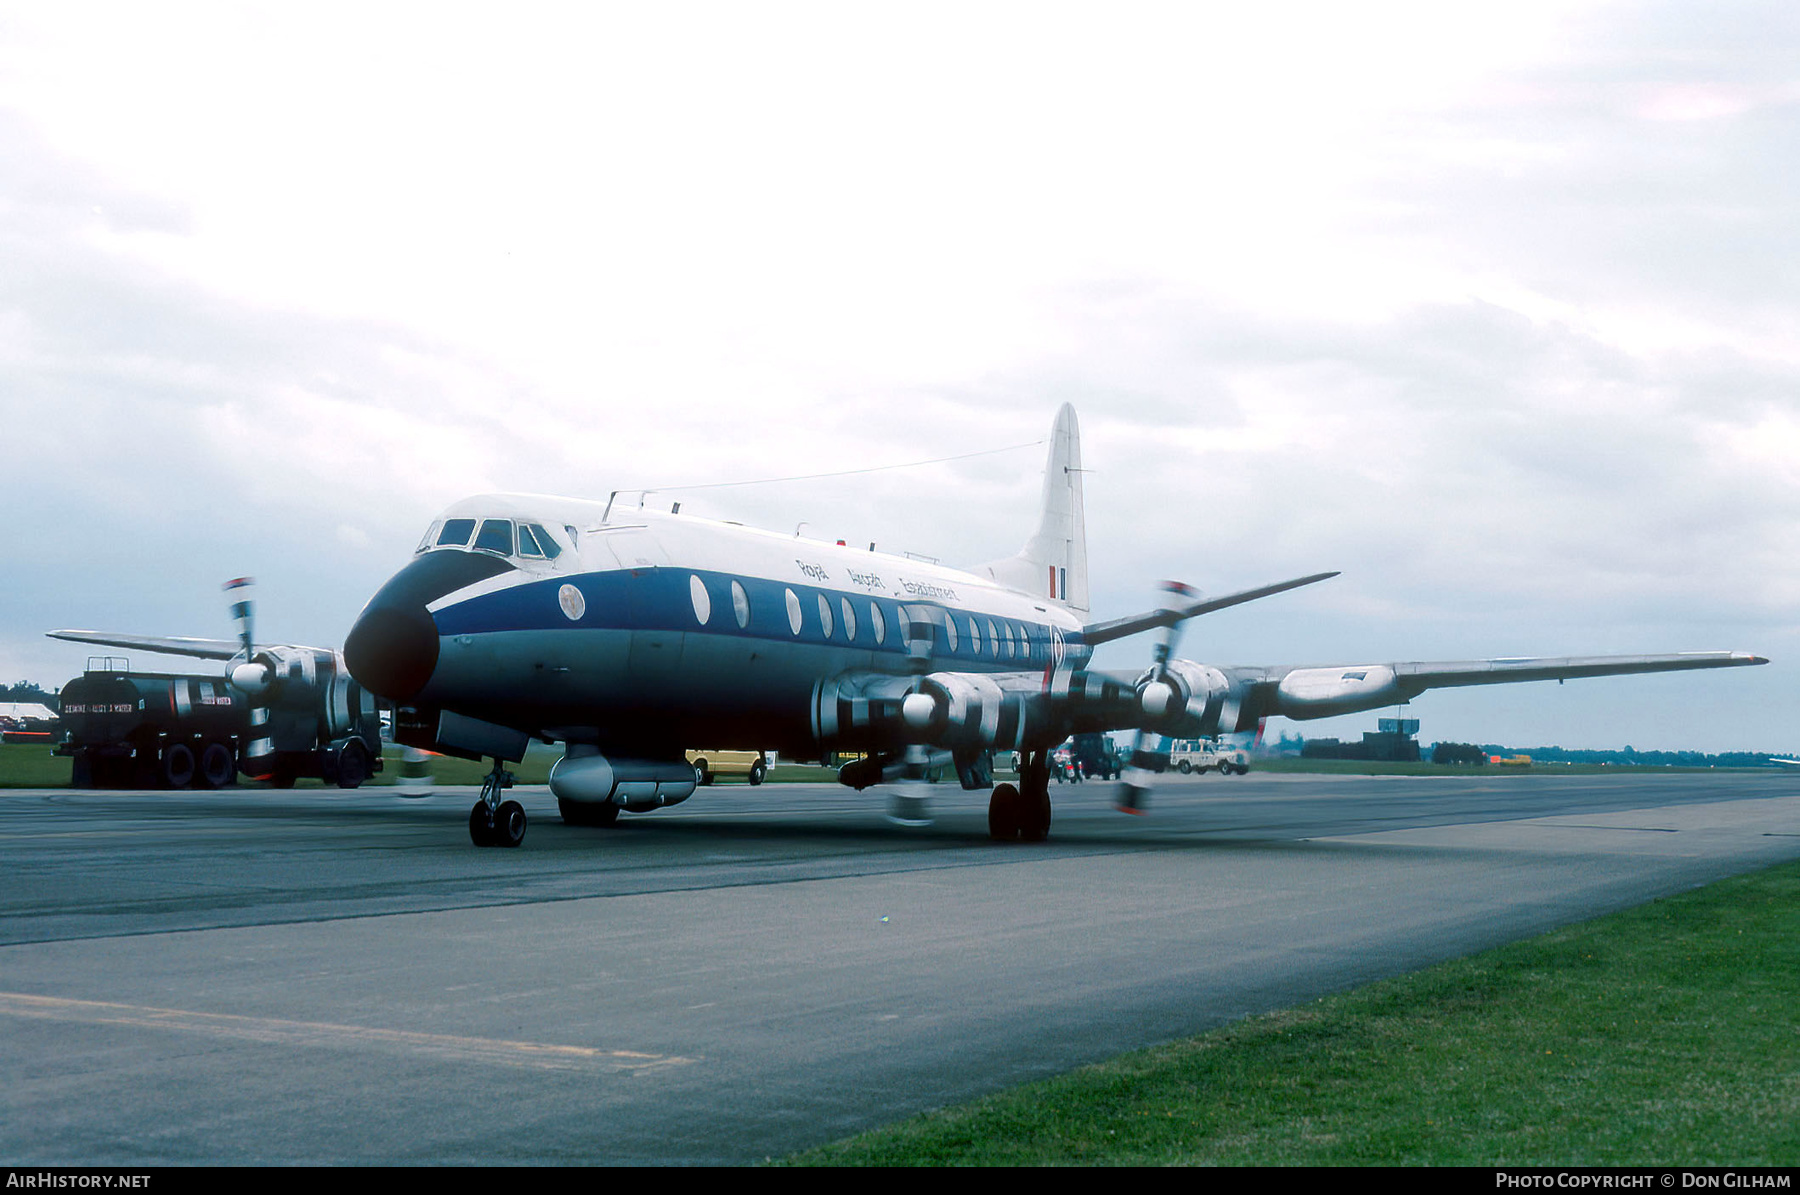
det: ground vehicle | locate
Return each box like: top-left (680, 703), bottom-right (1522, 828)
top-left (686, 749), bottom-right (770, 786)
top-left (56, 657), bottom-right (383, 789)
top-left (1050, 743), bottom-right (1082, 783)
top-left (1168, 738), bottom-right (1250, 775)
top-left (1070, 732), bottom-right (1122, 780)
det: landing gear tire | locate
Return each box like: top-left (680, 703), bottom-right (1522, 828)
top-left (162, 743), bottom-right (196, 789)
top-left (494, 800), bottom-right (527, 848)
top-left (1019, 786), bottom-right (1052, 842)
top-left (197, 742), bottom-right (236, 790)
top-left (988, 782), bottom-right (1021, 841)
top-left (559, 797), bottom-right (621, 828)
top-left (335, 742), bottom-right (369, 790)
top-left (469, 801), bottom-right (496, 846)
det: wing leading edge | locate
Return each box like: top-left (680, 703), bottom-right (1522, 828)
top-left (47, 630), bottom-right (245, 661)
top-left (1268, 651), bottom-right (1768, 721)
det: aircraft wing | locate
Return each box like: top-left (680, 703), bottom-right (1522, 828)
top-left (47, 629), bottom-right (246, 661)
top-left (1081, 572), bottom-right (1339, 646)
top-left (1262, 651), bottom-right (1769, 721)
top-left (818, 649), bottom-right (1768, 755)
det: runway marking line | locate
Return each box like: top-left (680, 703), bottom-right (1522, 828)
top-left (0, 991), bottom-right (698, 1073)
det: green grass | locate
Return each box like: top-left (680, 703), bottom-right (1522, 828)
top-left (0, 741), bottom-right (1777, 787)
top-left (1251, 758), bottom-right (1755, 776)
top-left (787, 860), bottom-right (1800, 1166)
top-left (0, 741), bottom-right (848, 788)
top-left (0, 743), bottom-right (79, 787)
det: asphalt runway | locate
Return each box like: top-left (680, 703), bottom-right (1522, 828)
top-left (4, 770), bottom-right (1798, 1164)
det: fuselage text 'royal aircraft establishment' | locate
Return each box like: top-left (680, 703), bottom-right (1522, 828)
top-left (52, 406), bottom-right (1767, 847)
top-left (324, 404), bottom-right (1763, 847)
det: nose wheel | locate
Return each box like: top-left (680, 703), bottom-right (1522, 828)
top-left (469, 759), bottom-right (525, 848)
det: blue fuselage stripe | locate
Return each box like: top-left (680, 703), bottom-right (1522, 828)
top-left (430, 567), bottom-right (1089, 669)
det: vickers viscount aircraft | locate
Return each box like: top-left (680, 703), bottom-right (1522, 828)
top-left (324, 404), bottom-right (1761, 847)
top-left (53, 405), bottom-right (1768, 847)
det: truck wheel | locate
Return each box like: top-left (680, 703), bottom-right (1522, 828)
top-left (693, 759), bottom-right (712, 786)
top-left (197, 743), bottom-right (235, 789)
top-left (748, 761), bottom-right (766, 786)
top-left (162, 744), bottom-right (196, 789)
top-left (1177, 760), bottom-right (1193, 774)
top-left (335, 743), bottom-right (369, 789)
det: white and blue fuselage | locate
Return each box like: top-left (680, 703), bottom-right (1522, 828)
top-left (345, 492), bottom-right (1091, 761)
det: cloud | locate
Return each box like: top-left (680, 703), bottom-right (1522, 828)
top-left (2, 2), bottom-right (1796, 751)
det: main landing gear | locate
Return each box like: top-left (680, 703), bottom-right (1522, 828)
top-left (469, 758), bottom-right (526, 848)
top-left (988, 750), bottom-right (1053, 843)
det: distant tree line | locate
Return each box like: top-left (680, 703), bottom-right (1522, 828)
top-left (1276, 732), bottom-right (1790, 768)
top-left (2, 680), bottom-right (57, 705)
top-left (1431, 742), bottom-right (1488, 766)
top-left (1478, 745), bottom-right (1787, 768)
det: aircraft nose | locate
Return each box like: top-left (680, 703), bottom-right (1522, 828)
top-left (345, 552), bottom-right (515, 701)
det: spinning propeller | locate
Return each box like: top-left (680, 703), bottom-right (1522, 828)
top-left (220, 578), bottom-right (283, 779)
top-left (1115, 580), bottom-right (1197, 814)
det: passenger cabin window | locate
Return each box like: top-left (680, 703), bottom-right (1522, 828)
top-left (473, 519), bottom-right (513, 556)
top-left (438, 519), bottom-right (476, 548)
top-left (731, 580), bottom-right (750, 629)
top-left (840, 598), bottom-right (857, 642)
top-left (870, 602), bottom-right (886, 645)
top-left (944, 614), bottom-right (959, 653)
top-left (690, 575), bottom-right (712, 625)
top-left (817, 594), bottom-right (834, 639)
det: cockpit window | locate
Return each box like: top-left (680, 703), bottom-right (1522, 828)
top-left (529, 524), bottom-right (563, 559)
top-left (437, 519), bottom-right (476, 547)
top-left (473, 519), bottom-right (513, 555)
top-left (517, 524), bottom-right (545, 558)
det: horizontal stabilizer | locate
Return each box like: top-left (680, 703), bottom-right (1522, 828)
top-left (47, 629), bottom-right (246, 661)
top-left (1081, 572), bottom-right (1340, 646)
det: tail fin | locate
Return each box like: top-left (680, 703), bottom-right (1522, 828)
top-left (975, 404), bottom-right (1089, 612)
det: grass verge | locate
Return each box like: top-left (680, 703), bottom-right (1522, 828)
top-left (786, 860), bottom-right (1800, 1166)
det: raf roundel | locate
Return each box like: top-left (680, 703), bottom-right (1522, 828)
top-left (558, 584), bottom-right (587, 622)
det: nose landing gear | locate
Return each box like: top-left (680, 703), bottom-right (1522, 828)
top-left (469, 758), bottom-right (526, 848)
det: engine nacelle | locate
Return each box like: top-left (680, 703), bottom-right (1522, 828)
top-left (549, 747), bottom-right (697, 812)
top-left (1135, 659), bottom-right (1237, 737)
top-left (1273, 665), bottom-right (1402, 720)
top-left (904, 672), bottom-right (1028, 750)
top-left (813, 670), bottom-right (1039, 753)
top-left (232, 646), bottom-right (378, 779)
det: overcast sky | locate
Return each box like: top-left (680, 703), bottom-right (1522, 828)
top-left (2, 1), bottom-right (1796, 752)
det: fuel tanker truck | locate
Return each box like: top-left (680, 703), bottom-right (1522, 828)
top-left (49, 580), bottom-right (383, 790)
top-left (57, 653), bottom-right (383, 789)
